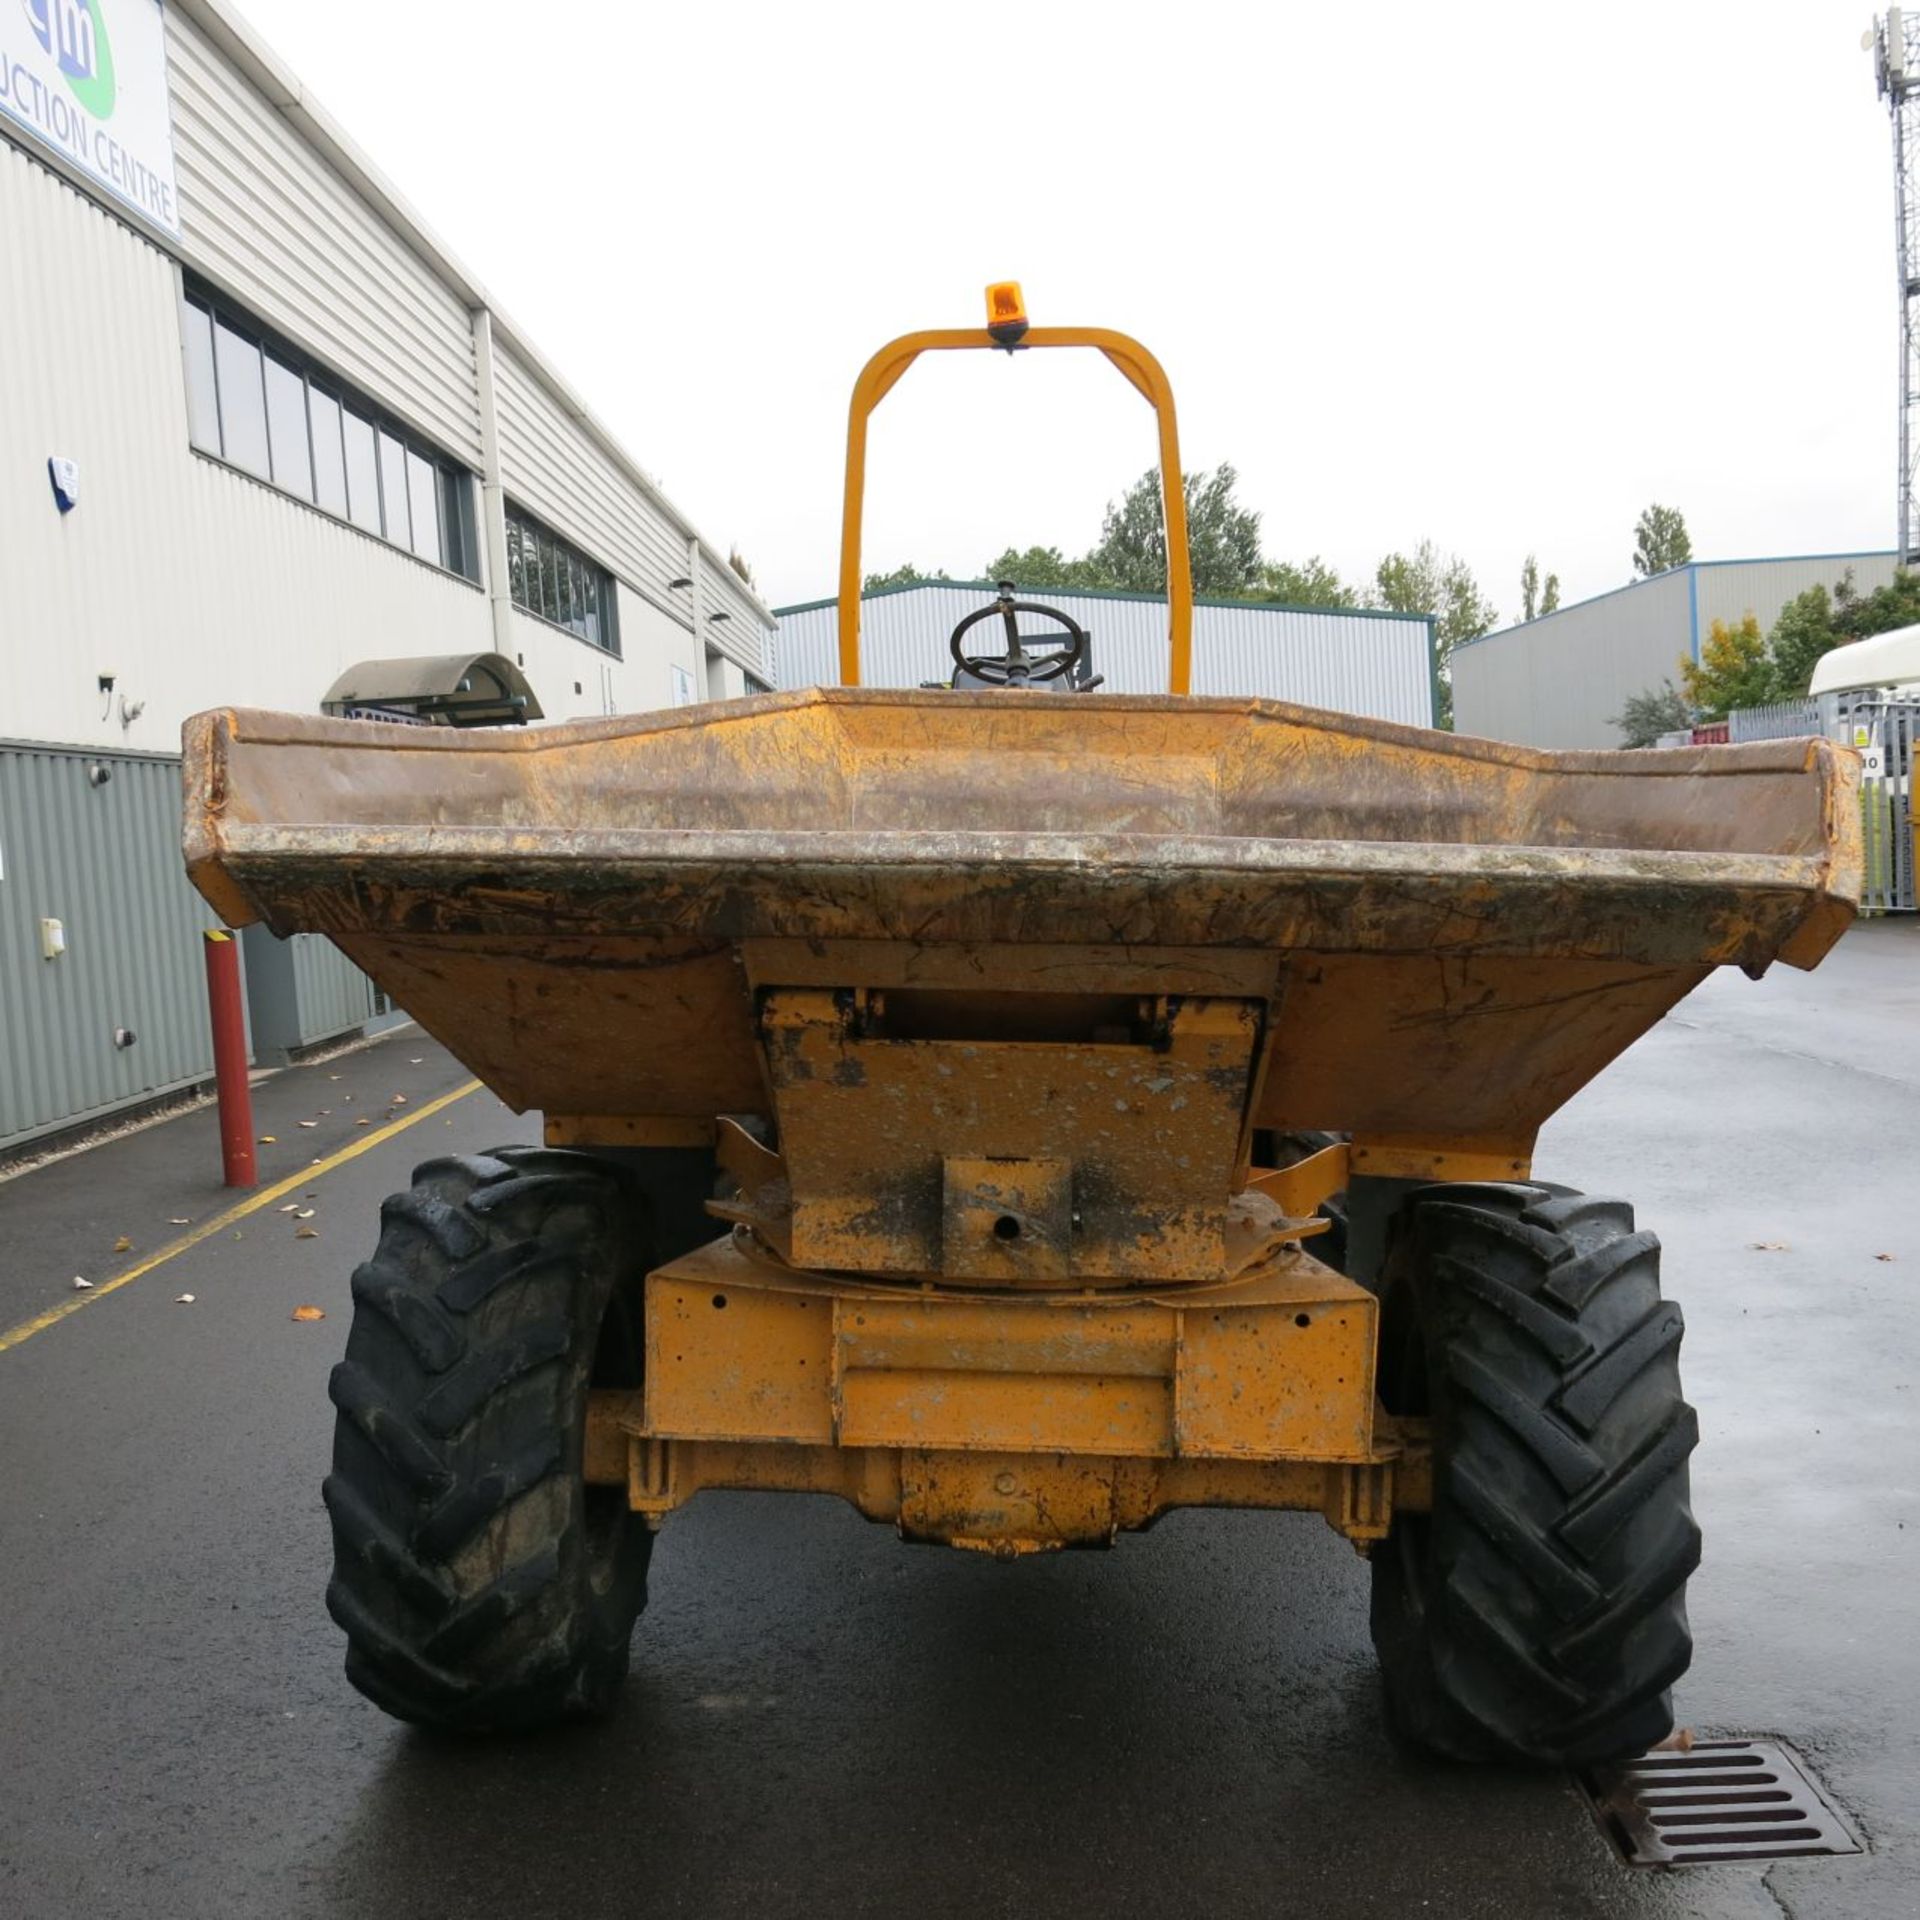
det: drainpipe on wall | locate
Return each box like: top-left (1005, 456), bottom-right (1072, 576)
top-left (472, 308), bottom-right (516, 659)
top-left (688, 535), bottom-right (705, 694)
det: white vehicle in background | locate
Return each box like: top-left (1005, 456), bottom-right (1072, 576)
top-left (1811, 623), bottom-right (1920, 909)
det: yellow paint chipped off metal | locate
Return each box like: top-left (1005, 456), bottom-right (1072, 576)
top-left (641, 1233), bottom-right (1377, 1471)
top-left (585, 1411), bottom-right (1429, 1554)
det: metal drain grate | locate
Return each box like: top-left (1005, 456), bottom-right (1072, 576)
top-left (1579, 1739), bottom-right (1865, 1867)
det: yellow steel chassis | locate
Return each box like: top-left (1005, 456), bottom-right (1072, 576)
top-left (580, 1213), bottom-right (1435, 1557)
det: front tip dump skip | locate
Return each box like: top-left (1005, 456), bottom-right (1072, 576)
top-left (172, 690), bottom-right (1863, 1126)
top-left (181, 708), bottom-right (260, 931)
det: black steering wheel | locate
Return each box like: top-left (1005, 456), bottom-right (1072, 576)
top-left (949, 584), bottom-right (1090, 687)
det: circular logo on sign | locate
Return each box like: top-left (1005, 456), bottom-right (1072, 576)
top-left (22, 0), bottom-right (117, 120)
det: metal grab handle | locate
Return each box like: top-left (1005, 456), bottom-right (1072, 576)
top-left (836, 325), bottom-right (1193, 694)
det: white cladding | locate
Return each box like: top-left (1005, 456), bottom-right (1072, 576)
top-left (774, 586), bottom-right (1435, 726)
top-left (165, 8), bottom-right (483, 465)
top-left (1452, 553), bottom-right (1901, 750)
top-left (0, 0), bottom-right (770, 754)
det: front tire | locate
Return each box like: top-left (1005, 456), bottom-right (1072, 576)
top-left (323, 1147), bottom-right (653, 1733)
top-left (1370, 1182), bottom-right (1700, 1766)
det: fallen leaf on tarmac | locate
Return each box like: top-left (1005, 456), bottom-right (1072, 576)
top-left (258, 1135), bottom-right (277, 1145)
top-left (1876, 1252), bottom-right (1897, 1262)
top-left (318, 1109), bottom-right (330, 1116)
top-left (1749, 1241), bottom-right (1789, 1252)
top-left (390, 1094), bottom-right (408, 1105)
top-left (112, 1235), bottom-right (132, 1252)
top-left (279, 1203), bottom-right (301, 1214)
top-left (72, 1277), bottom-right (92, 1291)
top-left (169, 1217), bottom-right (190, 1226)
top-left (295, 1209), bottom-right (315, 1221)
top-left (354, 1118), bottom-right (371, 1127)
top-left (175, 1293), bottom-right (195, 1304)
top-left (1651, 1726), bottom-right (1695, 1752)
top-left (328, 1074), bottom-right (341, 1081)
top-left (297, 1121), bottom-right (318, 1130)
top-left (291, 1305), bottom-right (325, 1322)
top-left (409, 1058), bottom-right (422, 1065)
top-left (296, 1227), bottom-right (319, 1240)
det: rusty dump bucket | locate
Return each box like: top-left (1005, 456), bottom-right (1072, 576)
top-left (185, 688), bottom-right (1859, 1239)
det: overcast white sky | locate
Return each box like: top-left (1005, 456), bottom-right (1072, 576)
top-left (235, 0), bottom-right (1897, 623)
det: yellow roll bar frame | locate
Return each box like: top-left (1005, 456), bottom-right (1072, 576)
top-left (837, 326), bottom-right (1193, 693)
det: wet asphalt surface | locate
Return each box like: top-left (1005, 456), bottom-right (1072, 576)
top-left (0, 923), bottom-right (1915, 1919)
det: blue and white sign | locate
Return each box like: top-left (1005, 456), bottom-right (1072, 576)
top-left (1, 0), bottom-right (179, 234)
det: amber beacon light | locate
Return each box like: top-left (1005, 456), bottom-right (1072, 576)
top-left (985, 280), bottom-right (1029, 345)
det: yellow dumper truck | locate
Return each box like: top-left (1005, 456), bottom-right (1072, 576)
top-left (183, 288), bottom-right (1861, 1764)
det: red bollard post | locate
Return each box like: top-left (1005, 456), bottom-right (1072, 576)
top-left (203, 929), bottom-right (256, 1188)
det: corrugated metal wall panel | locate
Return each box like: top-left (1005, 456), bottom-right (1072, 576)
top-left (1453, 555), bottom-right (1903, 749)
top-left (0, 746), bottom-right (215, 1150)
top-left (165, 11), bottom-right (483, 465)
top-left (773, 589), bottom-right (1433, 725)
top-left (494, 345), bottom-right (685, 596)
top-left (1184, 599), bottom-right (1433, 722)
top-left (1696, 555), bottom-right (1900, 634)
top-left (289, 936), bottom-right (379, 1044)
top-left (0, 142), bottom-right (494, 751)
top-left (1451, 570), bottom-right (1695, 749)
top-left (493, 349), bottom-right (770, 680)
top-left (4, 98), bottom-right (773, 751)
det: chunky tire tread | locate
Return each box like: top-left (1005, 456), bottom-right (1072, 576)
top-left (1371, 1182), bottom-right (1699, 1767)
top-left (322, 1146), bottom-right (653, 1733)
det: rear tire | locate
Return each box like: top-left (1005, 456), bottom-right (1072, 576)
top-left (323, 1147), bottom-right (653, 1733)
top-left (1370, 1182), bottom-right (1699, 1766)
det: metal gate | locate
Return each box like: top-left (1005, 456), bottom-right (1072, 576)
top-left (1725, 696), bottom-right (1916, 913)
top-left (1842, 700), bottom-right (1918, 913)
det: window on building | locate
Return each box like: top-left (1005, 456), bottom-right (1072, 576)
top-left (341, 410), bottom-right (381, 536)
top-left (211, 315), bottom-right (270, 480)
top-left (178, 281), bottom-right (480, 582)
top-left (307, 387), bottom-right (348, 519)
top-left (504, 505), bottom-right (620, 655)
top-left (264, 354), bottom-right (312, 501)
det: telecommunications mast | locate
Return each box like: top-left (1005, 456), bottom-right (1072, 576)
top-left (1872, 10), bottom-right (1920, 562)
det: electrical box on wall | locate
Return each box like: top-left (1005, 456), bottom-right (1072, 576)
top-left (47, 458), bottom-right (79, 512)
top-left (40, 917), bottom-right (66, 959)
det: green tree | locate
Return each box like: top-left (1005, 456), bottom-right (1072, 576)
top-left (1254, 556), bottom-right (1350, 607)
top-left (1831, 565), bottom-right (1920, 641)
top-left (1085, 463), bottom-right (1265, 597)
top-left (1766, 584), bottom-right (1838, 697)
top-left (1632, 504), bottom-right (1692, 579)
top-left (1610, 679), bottom-right (1694, 747)
top-left (1679, 614), bottom-right (1774, 718)
top-left (980, 545), bottom-right (1103, 591)
top-left (863, 562), bottom-right (950, 592)
top-left (1374, 540), bottom-right (1497, 728)
top-left (1520, 553), bottom-right (1561, 622)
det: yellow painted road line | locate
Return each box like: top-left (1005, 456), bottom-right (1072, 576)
top-left (0, 1079), bottom-right (482, 1356)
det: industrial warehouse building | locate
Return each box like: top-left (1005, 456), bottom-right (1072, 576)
top-left (1452, 551), bottom-right (1898, 749)
top-left (774, 582), bottom-right (1438, 725)
top-left (0, 0), bottom-right (772, 1153)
